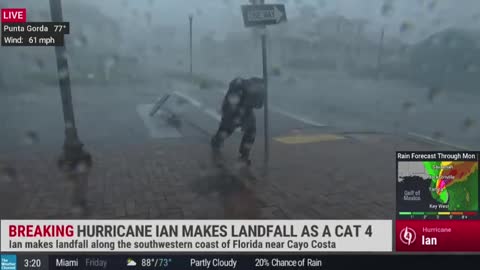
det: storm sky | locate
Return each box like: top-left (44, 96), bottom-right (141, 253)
top-left (4, 0), bottom-right (479, 43)
top-left (92, 0), bottom-right (480, 42)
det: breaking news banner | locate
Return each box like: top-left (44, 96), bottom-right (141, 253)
top-left (1, 220), bottom-right (392, 252)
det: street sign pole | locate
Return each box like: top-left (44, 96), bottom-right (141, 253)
top-left (242, 0), bottom-right (286, 175)
top-left (376, 26), bottom-right (385, 80)
top-left (49, 0), bottom-right (91, 171)
top-left (189, 15), bottom-right (193, 77)
top-left (256, 0), bottom-right (269, 172)
top-left (261, 28), bottom-right (269, 173)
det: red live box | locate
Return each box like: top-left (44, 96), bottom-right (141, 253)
top-left (396, 220), bottom-right (480, 252)
top-left (1, 8), bottom-right (27, 23)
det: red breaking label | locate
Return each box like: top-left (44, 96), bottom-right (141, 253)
top-left (1, 8), bottom-right (27, 23)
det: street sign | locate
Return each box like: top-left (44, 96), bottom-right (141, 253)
top-left (240, 2), bottom-right (288, 174)
top-left (241, 4), bottom-right (287, 27)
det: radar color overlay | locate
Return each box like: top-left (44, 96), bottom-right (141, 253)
top-left (398, 161), bottom-right (479, 212)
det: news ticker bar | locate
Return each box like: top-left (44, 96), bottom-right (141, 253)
top-left (1, 220), bottom-right (392, 253)
top-left (1, 254), bottom-right (479, 270)
top-left (1, 22), bottom-right (70, 46)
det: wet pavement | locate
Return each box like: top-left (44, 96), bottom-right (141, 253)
top-left (0, 81), bottom-right (454, 219)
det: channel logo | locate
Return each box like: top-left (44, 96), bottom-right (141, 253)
top-left (399, 226), bottom-right (416, 246)
top-left (1, 254), bottom-right (17, 270)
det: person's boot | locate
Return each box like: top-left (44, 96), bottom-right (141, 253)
top-left (238, 155), bottom-right (252, 167)
top-left (211, 137), bottom-right (223, 166)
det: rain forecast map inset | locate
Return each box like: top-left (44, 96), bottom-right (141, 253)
top-left (397, 152), bottom-right (479, 219)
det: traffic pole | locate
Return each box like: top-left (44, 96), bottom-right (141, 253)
top-left (376, 26), bottom-right (385, 80)
top-left (189, 15), bottom-right (193, 77)
top-left (261, 30), bottom-right (269, 174)
top-left (49, 0), bottom-right (91, 171)
top-left (256, 0), bottom-right (270, 174)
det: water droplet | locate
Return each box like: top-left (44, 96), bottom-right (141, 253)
top-left (327, 105), bottom-right (336, 113)
top-left (446, 38), bottom-right (458, 49)
top-left (59, 51), bottom-right (70, 62)
top-left (420, 63), bottom-right (429, 72)
top-left (131, 9), bottom-right (138, 17)
top-left (22, 130), bottom-right (39, 145)
top-left (402, 101), bottom-right (415, 113)
top-left (227, 94), bottom-right (240, 106)
top-left (34, 57), bottom-right (45, 70)
top-left (427, 86), bottom-right (443, 103)
top-left (37, 10), bottom-right (49, 20)
top-left (70, 206), bottom-right (85, 216)
top-left (399, 21), bottom-right (414, 33)
top-left (271, 67), bottom-right (282, 76)
top-left (145, 12), bottom-right (152, 26)
top-left (432, 131), bottom-right (444, 140)
top-left (152, 45), bottom-right (162, 54)
top-left (233, 118), bottom-right (241, 125)
top-left (18, 52), bottom-right (27, 60)
top-left (1, 166), bottom-right (17, 183)
top-left (393, 120), bottom-right (401, 129)
top-left (74, 161), bottom-right (90, 174)
top-left (444, 64), bottom-right (454, 74)
top-left (166, 115), bottom-right (181, 128)
top-left (196, 8), bottom-right (203, 16)
top-left (430, 36), bottom-right (442, 46)
top-left (72, 33), bottom-right (88, 48)
top-left (219, 131), bottom-right (228, 139)
top-left (465, 63), bottom-right (478, 73)
top-left (286, 76), bottom-right (296, 85)
top-left (87, 73), bottom-right (95, 80)
top-left (176, 97), bottom-right (187, 106)
top-left (58, 68), bottom-right (69, 80)
top-left (104, 55), bottom-right (118, 69)
top-left (427, 0), bottom-right (437, 10)
top-left (462, 117), bottom-right (475, 130)
top-left (381, 1), bottom-right (394, 16)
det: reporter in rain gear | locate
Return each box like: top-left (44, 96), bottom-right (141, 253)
top-left (211, 77), bottom-right (266, 165)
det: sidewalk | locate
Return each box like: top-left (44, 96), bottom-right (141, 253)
top-left (0, 129), bottom-right (448, 220)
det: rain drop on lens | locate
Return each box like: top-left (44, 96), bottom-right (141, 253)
top-left (34, 57), bottom-right (45, 70)
top-left (381, 1), bottom-right (394, 16)
top-left (432, 131), bottom-right (444, 140)
top-left (402, 101), bottom-right (415, 113)
top-left (219, 132), bottom-right (228, 139)
top-left (58, 68), bottom-right (69, 80)
top-left (462, 117), bottom-right (475, 131)
top-left (74, 161), bottom-right (90, 174)
top-left (427, 86), bottom-right (443, 103)
top-left (399, 21), bottom-right (414, 34)
top-left (0, 167), bottom-right (17, 183)
top-left (73, 33), bottom-right (88, 48)
top-left (228, 94), bottom-right (240, 105)
top-left (23, 130), bottom-right (39, 145)
top-left (465, 63), bottom-right (478, 73)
